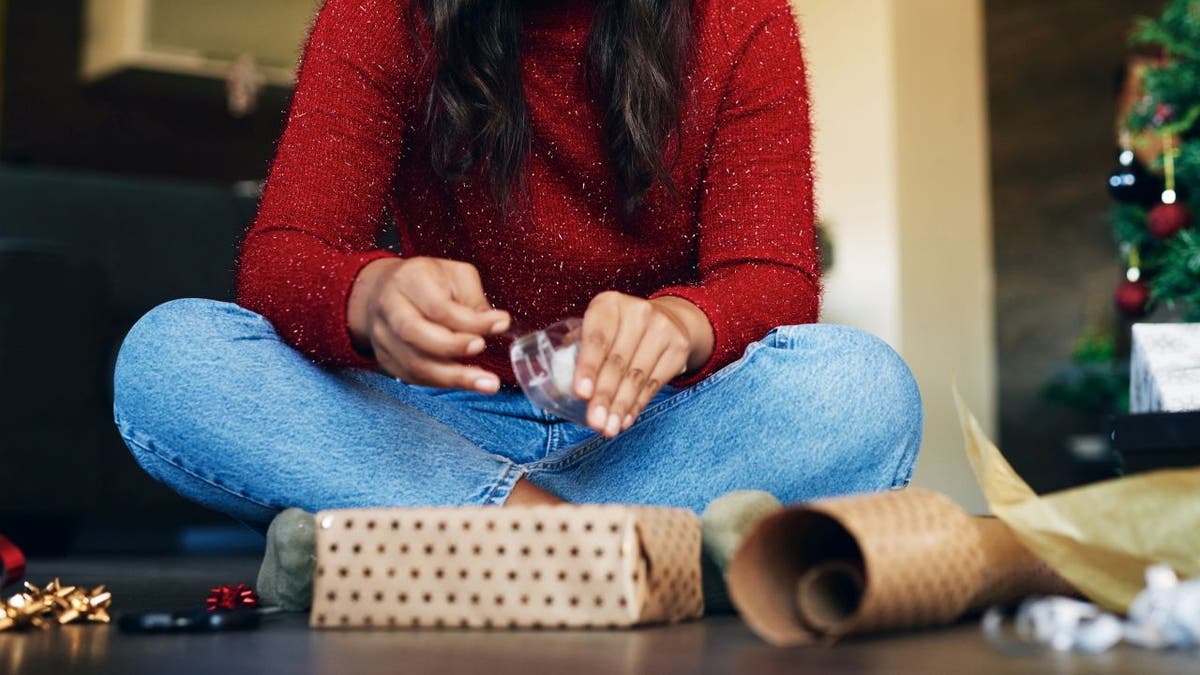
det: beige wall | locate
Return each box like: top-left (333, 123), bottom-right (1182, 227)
top-left (798, 0), bottom-right (901, 346)
top-left (792, 0), bottom-right (994, 513)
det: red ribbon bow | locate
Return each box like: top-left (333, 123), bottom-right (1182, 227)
top-left (0, 534), bottom-right (26, 589)
top-left (205, 584), bottom-right (259, 611)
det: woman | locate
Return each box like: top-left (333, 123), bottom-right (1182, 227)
top-left (113, 0), bottom-right (921, 527)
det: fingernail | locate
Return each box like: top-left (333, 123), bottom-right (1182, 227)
top-left (577, 378), bottom-right (594, 398)
top-left (623, 414), bottom-right (633, 430)
top-left (605, 414), bottom-right (621, 436)
top-left (474, 377), bottom-right (499, 393)
top-left (467, 338), bottom-right (485, 354)
top-left (590, 405), bottom-right (607, 429)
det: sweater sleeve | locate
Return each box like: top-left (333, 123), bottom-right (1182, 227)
top-left (236, 0), bottom-right (415, 368)
top-left (650, 4), bottom-right (820, 386)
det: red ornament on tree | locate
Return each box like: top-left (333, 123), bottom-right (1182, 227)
top-left (1114, 279), bottom-right (1151, 318)
top-left (205, 583), bottom-right (259, 611)
top-left (1152, 102), bottom-right (1175, 127)
top-left (1147, 201), bottom-right (1192, 238)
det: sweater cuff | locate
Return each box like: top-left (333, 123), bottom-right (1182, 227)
top-left (648, 285), bottom-right (729, 388)
top-left (326, 249), bottom-right (399, 369)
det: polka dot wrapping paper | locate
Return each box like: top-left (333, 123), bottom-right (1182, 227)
top-left (310, 505), bottom-right (703, 630)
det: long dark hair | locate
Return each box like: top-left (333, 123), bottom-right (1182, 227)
top-left (419, 0), bottom-right (692, 214)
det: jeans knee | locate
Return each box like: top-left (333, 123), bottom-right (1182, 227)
top-left (117, 300), bottom-right (204, 388)
top-left (769, 324), bottom-right (919, 407)
top-left (835, 327), bottom-right (920, 423)
top-left (846, 330), bottom-right (923, 480)
top-left (765, 324), bottom-right (923, 482)
top-left (113, 299), bottom-right (263, 419)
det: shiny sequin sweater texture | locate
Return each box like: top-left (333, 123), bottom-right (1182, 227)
top-left (237, 0), bottom-right (819, 386)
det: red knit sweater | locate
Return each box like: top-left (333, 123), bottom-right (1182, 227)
top-left (238, 0), bottom-right (819, 387)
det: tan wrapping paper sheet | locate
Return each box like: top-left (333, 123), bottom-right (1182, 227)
top-left (954, 386), bottom-right (1200, 613)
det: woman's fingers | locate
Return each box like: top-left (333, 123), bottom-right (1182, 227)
top-left (574, 292), bottom-right (697, 438)
top-left (374, 337), bottom-right (500, 393)
top-left (374, 291), bottom-right (484, 359)
top-left (574, 293), bottom-right (621, 401)
top-left (444, 261), bottom-right (491, 311)
top-left (617, 312), bottom-right (691, 430)
top-left (588, 310), bottom-right (648, 436)
top-left (628, 376), bottom-right (662, 426)
top-left (401, 260), bottom-right (509, 336)
top-left (627, 352), bottom-right (687, 426)
top-left (408, 283), bottom-right (508, 336)
top-left (607, 329), bottom-right (669, 432)
top-left (406, 355), bottom-right (501, 393)
top-left (371, 291), bottom-right (498, 392)
top-left (357, 256), bottom-right (511, 394)
top-left (379, 293), bottom-right (488, 359)
top-left (444, 260), bottom-right (512, 333)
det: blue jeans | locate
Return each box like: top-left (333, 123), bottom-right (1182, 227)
top-left (112, 299), bottom-right (922, 529)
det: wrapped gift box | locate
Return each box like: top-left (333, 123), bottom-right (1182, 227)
top-left (1131, 323), bottom-right (1200, 413)
top-left (310, 505), bottom-right (703, 630)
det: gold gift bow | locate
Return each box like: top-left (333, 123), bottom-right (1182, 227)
top-left (954, 385), bottom-right (1200, 613)
top-left (0, 579), bottom-right (112, 631)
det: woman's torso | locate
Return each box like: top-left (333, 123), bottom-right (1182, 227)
top-left (389, 0), bottom-right (742, 346)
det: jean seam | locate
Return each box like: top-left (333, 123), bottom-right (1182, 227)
top-left (481, 463), bottom-right (522, 506)
top-left (113, 414), bottom-right (280, 513)
top-left (888, 409), bottom-right (923, 489)
top-left (889, 446), bottom-right (918, 489)
top-left (524, 341), bottom-right (768, 474)
top-left (544, 420), bottom-right (560, 458)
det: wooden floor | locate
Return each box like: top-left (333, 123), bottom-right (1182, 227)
top-left (2, 556), bottom-right (1194, 675)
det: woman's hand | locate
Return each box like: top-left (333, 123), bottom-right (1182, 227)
top-left (347, 257), bottom-right (511, 393)
top-left (573, 292), bottom-right (714, 438)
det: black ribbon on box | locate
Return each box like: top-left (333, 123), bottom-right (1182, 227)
top-left (1110, 411), bottom-right (1200, 475)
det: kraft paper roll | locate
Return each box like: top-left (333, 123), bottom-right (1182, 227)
top-left (727, 488), bottom-right (1074, 646)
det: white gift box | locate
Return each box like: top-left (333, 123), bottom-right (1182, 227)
top-left (1130, 323), bottom-right (1200, 413)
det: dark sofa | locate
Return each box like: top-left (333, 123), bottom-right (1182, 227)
top-left (0, 164), bottom-right (259, 549)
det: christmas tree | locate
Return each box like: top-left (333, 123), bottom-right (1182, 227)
top-left (1045, 0), bottom-right (1200, 417)
top-left (1110, 0), bottom-right (1200, 320)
